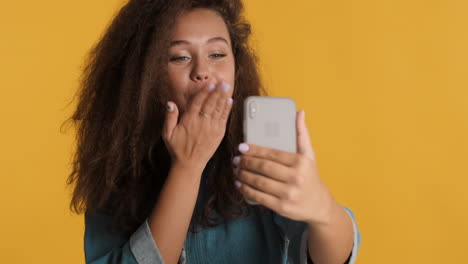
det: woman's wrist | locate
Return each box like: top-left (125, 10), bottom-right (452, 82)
top-left (306, 183), bottom-right (337, 227)
top-left (170, 161), bottom-right (206, 176)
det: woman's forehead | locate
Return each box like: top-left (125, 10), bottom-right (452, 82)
top-left (170, 8), bottom-right (231, 43)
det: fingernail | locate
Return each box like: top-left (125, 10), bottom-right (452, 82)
top-left (238, 143), bottom-right (249, 153)
top-left (227, 98), bottom-right (233, 105)
top-left (167, 102), bottom-right (174, 112)
top-left (234, 180), bottom-right (242, 188)
top-left (208, 84), bottom-right (215, 91)
top-left (221, 82), bottom-right (230, 93)
top-left (232, 156), bottom-right (241, 166)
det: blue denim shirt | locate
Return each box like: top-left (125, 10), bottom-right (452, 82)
top-left (84, 171), bottom-right (361, 264)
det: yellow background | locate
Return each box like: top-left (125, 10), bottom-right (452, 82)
top-left (1, 0), bottom-right (467, 263)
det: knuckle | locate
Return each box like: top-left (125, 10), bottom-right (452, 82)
top-left (290, 174), bottom-right (302, 185)
top-left (211, 91), bottom-right (221, 99)
top-left (192, 94), bottom-right (204, 104)
top-left (215, 98), bottom-right (224, 108)
top-left (259, 161), bottom-right (268, 172)
top-left (218, 90), bottom-right (228, 98)
top-left (204, 100), bottom-right (215, 108)
top-left (194, 91), bottom-right (206, 99)
top-left (266, 151), bottom-right (277, 160)
top-left (283, 188), bottom-right (293, 200)
top-left (255, 178), bottom-right (266, 189)
top-left (192, 99), bottom-right (203, 108)
top-left (293, 156), bottom-right (303, 167)
top-left (253, 177), bottom-right (262, 188)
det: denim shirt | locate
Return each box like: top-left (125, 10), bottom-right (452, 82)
top-left (84, 170), bottom-right (361, 264)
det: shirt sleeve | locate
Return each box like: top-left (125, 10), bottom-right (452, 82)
top-left (84, 210), bottom-right (165, 264)
top-left (302, 205), bottom-right (362, 264)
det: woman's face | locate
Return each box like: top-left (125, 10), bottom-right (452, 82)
top-left (167, 8), bottom-right (235, 113)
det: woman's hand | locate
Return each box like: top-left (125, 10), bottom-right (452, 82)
top-left (162, 82), bottom-right (233, 171)
top-left (233, 110), bottom-right (335, 226)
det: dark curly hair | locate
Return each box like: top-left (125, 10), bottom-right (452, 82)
top-left (63, 0), bottom-right (266, 235)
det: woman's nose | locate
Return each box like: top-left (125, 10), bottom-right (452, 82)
top-left (194, 73), bottom-right (208, 81)
top-left (191, 59), bottom-right (210, 82)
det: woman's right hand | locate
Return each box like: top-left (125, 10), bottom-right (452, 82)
top-left (162, 82), bottom-right (233, 172)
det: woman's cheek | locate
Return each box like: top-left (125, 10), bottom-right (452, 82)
top-left (216, 64), bottom-right (235, 94)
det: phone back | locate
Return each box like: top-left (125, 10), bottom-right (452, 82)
top-left (243, 96), bottom-right (297, 153)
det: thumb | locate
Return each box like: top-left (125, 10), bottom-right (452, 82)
top-left (296, 110), bottom-right (316, 160)
top-left (162, 101), bottom-right (179, 142)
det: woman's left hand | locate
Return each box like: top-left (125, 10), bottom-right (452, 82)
top-left (233, 110), bottom-right (335, 226)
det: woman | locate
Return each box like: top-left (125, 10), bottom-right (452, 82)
top-left (66, 0), bottom-right (361, 263)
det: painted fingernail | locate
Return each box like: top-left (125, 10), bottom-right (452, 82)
top-left (234, 180), bottom-right (242, 188)
top-left (238, 143), bottom-right (249, 153)
top-left (221, 82), bottom-right (230, 93)
top-left (167, 102), bottom-right (174, 112)
top-left (232, 156), bottom-right (241, 166)
top-left (227, 98), bottom-right (233, 105)
top-left (208, 83), bottom-right (215, 91)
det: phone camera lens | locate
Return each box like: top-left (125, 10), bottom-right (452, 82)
top-left (249, 101), bottom-right (257, 118)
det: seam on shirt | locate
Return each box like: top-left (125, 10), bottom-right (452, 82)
top-left (178, 247), bottom-right (186, 264)
top-left (129, 218), bottom-right (165, 264)
top-left (299, 228), bottom-right (309, 264)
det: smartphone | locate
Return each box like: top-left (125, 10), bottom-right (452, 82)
top-left (242, 96), bottom-right (297, 205)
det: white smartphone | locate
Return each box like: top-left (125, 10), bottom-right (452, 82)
top-left (242, 96), bottom-right (297, 205)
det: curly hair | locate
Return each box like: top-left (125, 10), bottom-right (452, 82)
top-left (64, 0), bottom-right (266, 235)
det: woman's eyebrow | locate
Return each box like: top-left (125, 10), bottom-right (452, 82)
top-left (207, 37), bottom-right (228, 45)
top-left (170, 40), bottom-right (190, 47)
top-left (170, 37), bottom-right (228, 47)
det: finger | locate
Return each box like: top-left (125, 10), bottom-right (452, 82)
top-left (162, 101), bottom-right (179, 142)
top-left (234, 155), bottom-right (290, 183)
top-left (220, 97), bottom-right (233, 121)
top-left (236, 180), bottom-right (282, 212)
top-left (200, 82), bottom-right (223, 116)
top-left (237, 168), bottom-right (290, 199)
top-left (212, 82), bottom-right (231, 120)
top-left (297, 110), bottom-right (315, 159)
top-left (187, 83), bottom-right (214, 115)
top-left (237, 143), bottom-right (298, 167)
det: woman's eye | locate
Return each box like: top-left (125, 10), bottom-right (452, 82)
top-left (210, 53), bottom-right (227, 59)
top-left (170, 56), bottom-right (190, 62)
